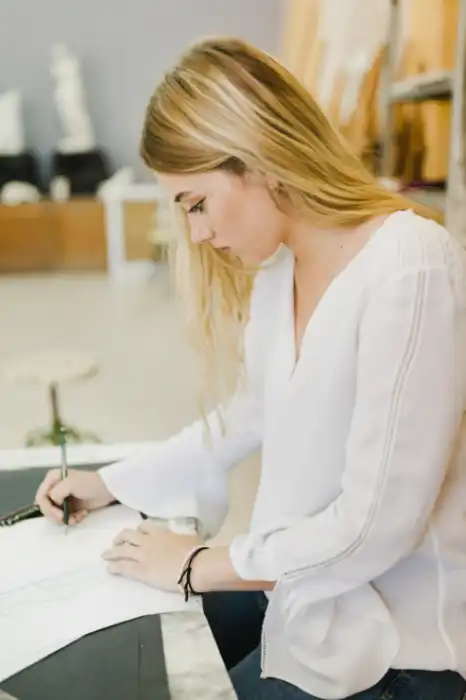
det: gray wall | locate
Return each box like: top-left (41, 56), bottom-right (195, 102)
top-left (1, 0), bottom-right (285, 180)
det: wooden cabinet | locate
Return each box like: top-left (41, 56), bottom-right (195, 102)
top-left (53, 199), bottom-right (107, 270)
top-left (123, 201), bottom-right (157, 262)
top-left (0, 202), bottom-right (57, 272)
top-left (0, 195), bottom-right (163, 274)
top-left (0, 199), bottom-right (107, 273)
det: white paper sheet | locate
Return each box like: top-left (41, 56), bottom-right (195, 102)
top-left (0, 505), bottom-right (194, 682)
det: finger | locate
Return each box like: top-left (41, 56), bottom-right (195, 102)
top-left (112, 528), bottom-right (146, 548)
top-left (102, 543), bottom-right (143, 562)
top-left (36, 494), bottom-right (66, 524)
top-left (35, 470), bottom-right (85, 525)
top-left (66, 509), bottom-right (88, 527)
top-left (39, 500), bottom-right (65, 523)
top-left (35, 469), bottom-right (62, 509)
top-left (48, 478), bottom-right (75, 507)
top-left (106, 559), bottom-right (142, 581)
top-left (73, 509), bottom-right (88, 524)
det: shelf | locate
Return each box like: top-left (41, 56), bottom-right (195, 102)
top-left (390, 71), bottom-right (453, 103)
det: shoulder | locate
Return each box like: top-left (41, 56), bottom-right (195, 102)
top-left (365, 210), bottom-right (466, 300)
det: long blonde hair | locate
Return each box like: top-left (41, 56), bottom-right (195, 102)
top-left (140, 36), bottom-right (438, 411)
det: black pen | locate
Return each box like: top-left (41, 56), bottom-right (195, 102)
top-left (59, 426), bottom-right (70, 526)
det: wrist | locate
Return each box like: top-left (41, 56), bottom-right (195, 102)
top-left (187, 546), bottom-right (238, 593)
top-left (185, 546), bottom-right (213, 593)
top-left (186, 545), bottom-right (276, 593)
top-left (177, 545), bottom-right (210, 600)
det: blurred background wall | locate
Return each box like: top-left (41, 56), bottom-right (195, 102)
top-left (0, 0), bottom-right (284, 178)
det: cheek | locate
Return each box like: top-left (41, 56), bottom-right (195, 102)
top-left (209, 189), bottom-right (283, 258)
top-left (244, 200), bottom-right (283, 250)
top-left (209, 193), bottom-right (244, 236)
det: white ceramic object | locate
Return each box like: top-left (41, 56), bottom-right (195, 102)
top-left (49, 175), bottom-right (71, 201)
top-left (0, 181), bottom-right (41, 205)
top-left (0, 89), bottom-right (25, 156)
top-left (50, 43), bottom-right (96, 154)
top-left (97, 167), bottom-right (134, 200)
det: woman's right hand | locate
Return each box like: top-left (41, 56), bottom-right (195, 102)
top-left (35, 469), bottom-right (115, 526)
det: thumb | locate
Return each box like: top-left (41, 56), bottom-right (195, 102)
top-left (49, 478), bottom-right (74, 506)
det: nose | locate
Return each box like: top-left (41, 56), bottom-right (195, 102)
top-left (190, 220), bottom-right (213, 245)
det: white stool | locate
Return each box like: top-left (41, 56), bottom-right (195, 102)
top-left (4, 351), bottom-right (100, 446)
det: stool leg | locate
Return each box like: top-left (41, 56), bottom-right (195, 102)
top-left (25, 381), bottom-right (101, 447)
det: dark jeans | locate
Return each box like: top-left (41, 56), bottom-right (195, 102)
top-left (202, 591), bottom-right (466, 700)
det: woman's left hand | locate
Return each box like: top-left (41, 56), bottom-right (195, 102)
top-left (102, 520), bottom-right (203, 591)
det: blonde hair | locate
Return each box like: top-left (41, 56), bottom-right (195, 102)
top-left (140, 36), bottom-right (440, 411)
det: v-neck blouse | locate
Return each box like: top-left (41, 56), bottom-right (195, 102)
top-left (101, 210), bottom-right (466, 698)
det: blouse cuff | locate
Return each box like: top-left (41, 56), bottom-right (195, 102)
top-left (229, 532), bottom-right (278, 581)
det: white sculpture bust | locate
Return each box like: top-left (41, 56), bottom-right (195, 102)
top-left (50, 43), bottom-right (96, 154)
top-left (0, 89), bottom-right (25, 156)
top-left (0, 89), bottom-right (42, 204)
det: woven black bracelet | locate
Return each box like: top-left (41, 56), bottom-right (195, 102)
top-left (177, 546), bottom-right (210, 602)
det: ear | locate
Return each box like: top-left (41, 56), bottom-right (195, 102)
top-left (264, 173), bottom-right (281, 191)
top-left (245, 169), bottom-right (280, 192)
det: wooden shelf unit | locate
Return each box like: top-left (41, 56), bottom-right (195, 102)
top-left (380, 0), bottom-right (466, 243)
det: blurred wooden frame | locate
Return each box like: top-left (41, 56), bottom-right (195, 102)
top-left (281, 0), bottom-right (459, 185)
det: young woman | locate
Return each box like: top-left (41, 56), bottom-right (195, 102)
top-left (36, 38), bottom-right (466, 700)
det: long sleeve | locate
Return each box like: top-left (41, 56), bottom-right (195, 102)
top-left (99, 272), bottom-right (270, 538)
top-left (229, 266), bottom-right (466, 592)
top-left (100, 385), bottom-right (262, 536)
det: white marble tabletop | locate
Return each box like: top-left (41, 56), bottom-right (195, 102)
top-left (0, 692), bottom-right (16, 700)
top-left (161, 611), bottom-right (237, 699)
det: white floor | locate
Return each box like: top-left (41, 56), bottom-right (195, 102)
top-left (0, 267), bottom-right (259, 542)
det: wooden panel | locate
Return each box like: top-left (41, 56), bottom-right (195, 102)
top-left (282, 0), bottom-right (323, 82)
top-left (123, 201), bottom-right (157, 261)
top-left (281, 0), bottom-right (459, 183)
top-left (445, 0), bottom-right (466, 244)
top-left (0, 202), bottom-right (57, 272)
top-left (0, 199), bottom-right (107, 273)
top-left (53, 198), bottom-right (107, 270)
top-left (401, 0), bottom-right (459, 181)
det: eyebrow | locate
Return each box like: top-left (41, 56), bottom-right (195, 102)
top-left (174, 191), bottom-right (191, 203)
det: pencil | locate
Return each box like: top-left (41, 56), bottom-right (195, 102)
top-left (59, 426), bottom-right (69, 526)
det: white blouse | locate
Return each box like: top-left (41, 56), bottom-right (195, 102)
top-left (101, 210), bottom-right (466, 699)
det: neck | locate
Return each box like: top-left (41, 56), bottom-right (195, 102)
top-left (284, 215), bottom-right (386, 274)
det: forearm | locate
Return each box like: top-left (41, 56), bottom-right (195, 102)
top-left (190, 546), bottom-right (275, 593)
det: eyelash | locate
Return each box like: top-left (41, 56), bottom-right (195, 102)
top-left (188, 198), bottom-right (206, 214)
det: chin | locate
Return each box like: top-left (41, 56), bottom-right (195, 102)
top-left (227, 244), bottom-right (282, 268)
top-left (235, 252), bottom-right (262, 267)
